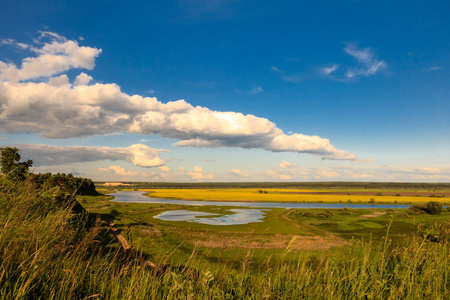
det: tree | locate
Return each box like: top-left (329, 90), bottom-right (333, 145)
top-left (424, 201), bottom-right (443, 215)
top-left (0, 147), bottom-right (33, 180)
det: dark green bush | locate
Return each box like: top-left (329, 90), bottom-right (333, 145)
top-left (425, 201), bottom-right (443, 215)
top-left (110, 209), bottom-right (120, 218)
top-left (338, 211), bottom-right (352, 215)
top-left (409, 201), bottom-right (443, 215)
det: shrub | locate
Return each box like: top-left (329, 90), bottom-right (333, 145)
top-left (408, 201), bottom-right (443, 215)
top-left (338, 211), bottom-right (352, 215)
top-left (339, 207), bottom-right (353, 211)
top-left (286, 209), bottom-right (333, 219)
top-left (316, 210), bottom-right (333, 218)
top-left (408, 209), bottom-right (424, 215)
top-left (425, 201), bottom-right (443, 215)
top-left (110, 209), bottom-right (120, 218)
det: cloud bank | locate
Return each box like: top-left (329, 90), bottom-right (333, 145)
top-left (98, 165), bottom-right (157, 178)
top-left (16, 143), bottom-right (166, 167)
top-left (0, 33), bottom-right (364, 162)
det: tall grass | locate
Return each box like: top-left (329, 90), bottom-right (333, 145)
top-left (1, 177), bottom-right (449, 299)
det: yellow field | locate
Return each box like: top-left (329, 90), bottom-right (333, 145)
top-left (139, 188), bottom-right (449, 204)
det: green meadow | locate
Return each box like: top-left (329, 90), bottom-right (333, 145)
top-left (80, 192), bottom-right (450, 267)
top-left (2, 178), bottom-right (450, 299)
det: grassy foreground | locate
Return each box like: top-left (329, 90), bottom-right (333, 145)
top-left (2, 180), bottom-right (450, 299)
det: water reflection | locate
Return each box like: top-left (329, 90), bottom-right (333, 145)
top-left (154, 209), bottom-right (266, 225)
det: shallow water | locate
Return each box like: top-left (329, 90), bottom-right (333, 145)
top-left (110, 191), bottom-right (410, 226)
top-left (153, 209), bottom-right (266, 225)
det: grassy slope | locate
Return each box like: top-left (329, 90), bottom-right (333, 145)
top-left (2, 179), bottom-right (450, 299)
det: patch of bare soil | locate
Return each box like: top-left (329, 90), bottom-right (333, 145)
top-left (140, 226), bottom-right (163, 238)
top-left (96, 206), bottom-right (111, 210)
top-left (361, 212), bottom-right (387, 218)
top-left (183, 232), bottom-right (347, 251)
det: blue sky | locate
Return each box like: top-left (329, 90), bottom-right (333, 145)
top-left (0, 0), bottom-right (449, 182)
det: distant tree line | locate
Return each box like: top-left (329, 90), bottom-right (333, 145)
top-left (28, 172), bottom-right (98, 196)
top-left (0, 147), bottom-right (98, 196)
top-left (96, 180), bottom-right (450, 190)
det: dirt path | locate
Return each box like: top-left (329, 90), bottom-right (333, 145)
top-left (108, 219), bottom-right (157, 268)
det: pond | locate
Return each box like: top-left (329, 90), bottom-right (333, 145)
top-left (153, 209), bottom-right (266, 226)
top-left (110, 191), bottom-right (409, 226)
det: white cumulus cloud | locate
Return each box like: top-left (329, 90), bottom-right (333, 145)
top-left (279, 160), bottom-right (293, 168)
top-left (0, 32), bottom-right (366, 162)
top-left (75, 72), bottom-right (93, 85)
top-left (0, 34), bottom-right (101, 82)
top-left (48, 74), bottom-right (70, 87)
top-left (97, 165), bottom-right (159, 178)
top-left (230, 169), bottom-right (249, 177)
top-left (158, 166), bottom-right (171, 172)
top-left (188, 166), bottom-right (213, 180)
